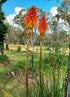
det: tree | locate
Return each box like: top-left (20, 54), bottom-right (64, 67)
top-left (0, 0), bottom-right (7, 4)
top-left (14, 9), bottom-right (27, 45)
top-left (46, 12), bottom-right (61, 54)
top-left (5, 23), bottom-right (24, 45)
top-left (57, 0), bottom-right (70, 96)
top-left (0, 0), bottom-right (8, 55)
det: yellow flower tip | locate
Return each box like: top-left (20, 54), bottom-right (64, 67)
top-left (2, 89), bottom-right (8, 97)
top-left (39, 30), bottom-right (46, 34)
top-left (26, 22), bottom-right (33, 29)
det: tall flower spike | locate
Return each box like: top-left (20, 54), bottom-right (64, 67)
top-left (50, 56), bottom-right (54, 65)
top-left (38, 14), bottom-right (47, 41)
top-left (24, 6), bottom-right (37, 38)
top-left (38, 14), bottom-right (47, 97)
top-left (24, 6), bottom-right (37, 97)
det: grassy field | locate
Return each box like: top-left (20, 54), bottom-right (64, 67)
top-left (4, 44), bottom-right (48, 52)
top-left (0, 49), bottom-right (68, 97)
top-left (0, 50), bottom-right (47, 97)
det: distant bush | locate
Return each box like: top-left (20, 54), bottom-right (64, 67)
top-left (0, 55), bottom-right (8, 63)
top-left (46, 47), bottom-right (50, 50)
top-left (42, 54), bottom-right (68, 70)
top-left (17, 46), bottom-right (21, 52)
top-left (11, 61), bottom-right (25, 72)
top-left (28, 58), bottom-right (39, 72)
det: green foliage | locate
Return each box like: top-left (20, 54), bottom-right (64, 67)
top-left (0, 0), bottom-right (8, 52)
top-left (0, 0), bottom-right (7, 4)
top-left (17, 46), bottom-right (21, 52)
top-left (9, 53), bottom-right (68, 75)
top-left (8, 69), bottom-right (66, 97)
top-left (57, 0), bottom-right (70, 25)
top-left (0, 55), bottom-right (8, 63)
top-left (47, 47), bottom-right (50, 50)
top-left (62, 42), bottom-right (68, 50)
top-left (28, 58), bottom-right (39, 73)
top-left (11, 61), bottom-right (25, 72)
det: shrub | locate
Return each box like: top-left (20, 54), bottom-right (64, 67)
top-left (28, 58), bottom-right (39, 72)
top-left (17, 46), bottom-right (21, 52)
top-left (11, 61), bottom-right (25, 72)
top-left (0, 55), bottom-right (8, 63)
top-left (47, 47), bottom-right (50, 50)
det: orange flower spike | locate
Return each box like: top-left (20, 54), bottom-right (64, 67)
top-left (24, 6), bottom-right (37, 38)
top-left (38, 14), bottom-right (47, 41)
top-left (38, 14), bottom-right (47, 34)
top-left (50, 56), bottom-right (54, 65)
top-left (24, 6), bottom-right (37, 29)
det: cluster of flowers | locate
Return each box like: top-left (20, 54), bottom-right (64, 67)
top-left (24, 6), bottom-right (47, 41)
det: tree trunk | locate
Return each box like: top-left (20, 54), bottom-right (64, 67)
top-left (64, 25), bottom-right (70, 97)
top-left (0, 49), bottom-right (2, 56)
top-left (0, 41), bottom-right (4, 56)
top-left (6, 44), bottom-right (9, 50)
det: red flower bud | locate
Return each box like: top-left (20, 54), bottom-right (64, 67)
top-left (50, 56), bottom-right (54, 65)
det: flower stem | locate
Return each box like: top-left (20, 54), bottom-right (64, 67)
top-left (39, 41), bottom-right (42, 96)
top-left (52, 66), bottom-right (55, 97)
top-left (26, 38), bottom-right (29, 97)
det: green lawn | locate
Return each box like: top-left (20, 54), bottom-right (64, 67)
top-left (0, 50), bottom-right (43, 97)
top-left (0, 50), bottom-right (68, 97)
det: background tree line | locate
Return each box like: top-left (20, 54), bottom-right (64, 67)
top-left (4, 5), bottom-right (69, 49)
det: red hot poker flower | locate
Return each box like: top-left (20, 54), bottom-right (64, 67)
top-left (38, 14), bottom-right (47, 41)
top-left (24, 6), bottom-right (37, 29)
top-left (38, 14), bottom-right (47, 34)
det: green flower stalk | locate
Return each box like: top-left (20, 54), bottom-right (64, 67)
top-left (26, 38), bottom-right (29, 97)
top-left (50, 56), bottom-right (55, 97)
top-left (38, 14), bottom-right (47, 96)
top-left (39, 41), bottom-right (42, 88)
